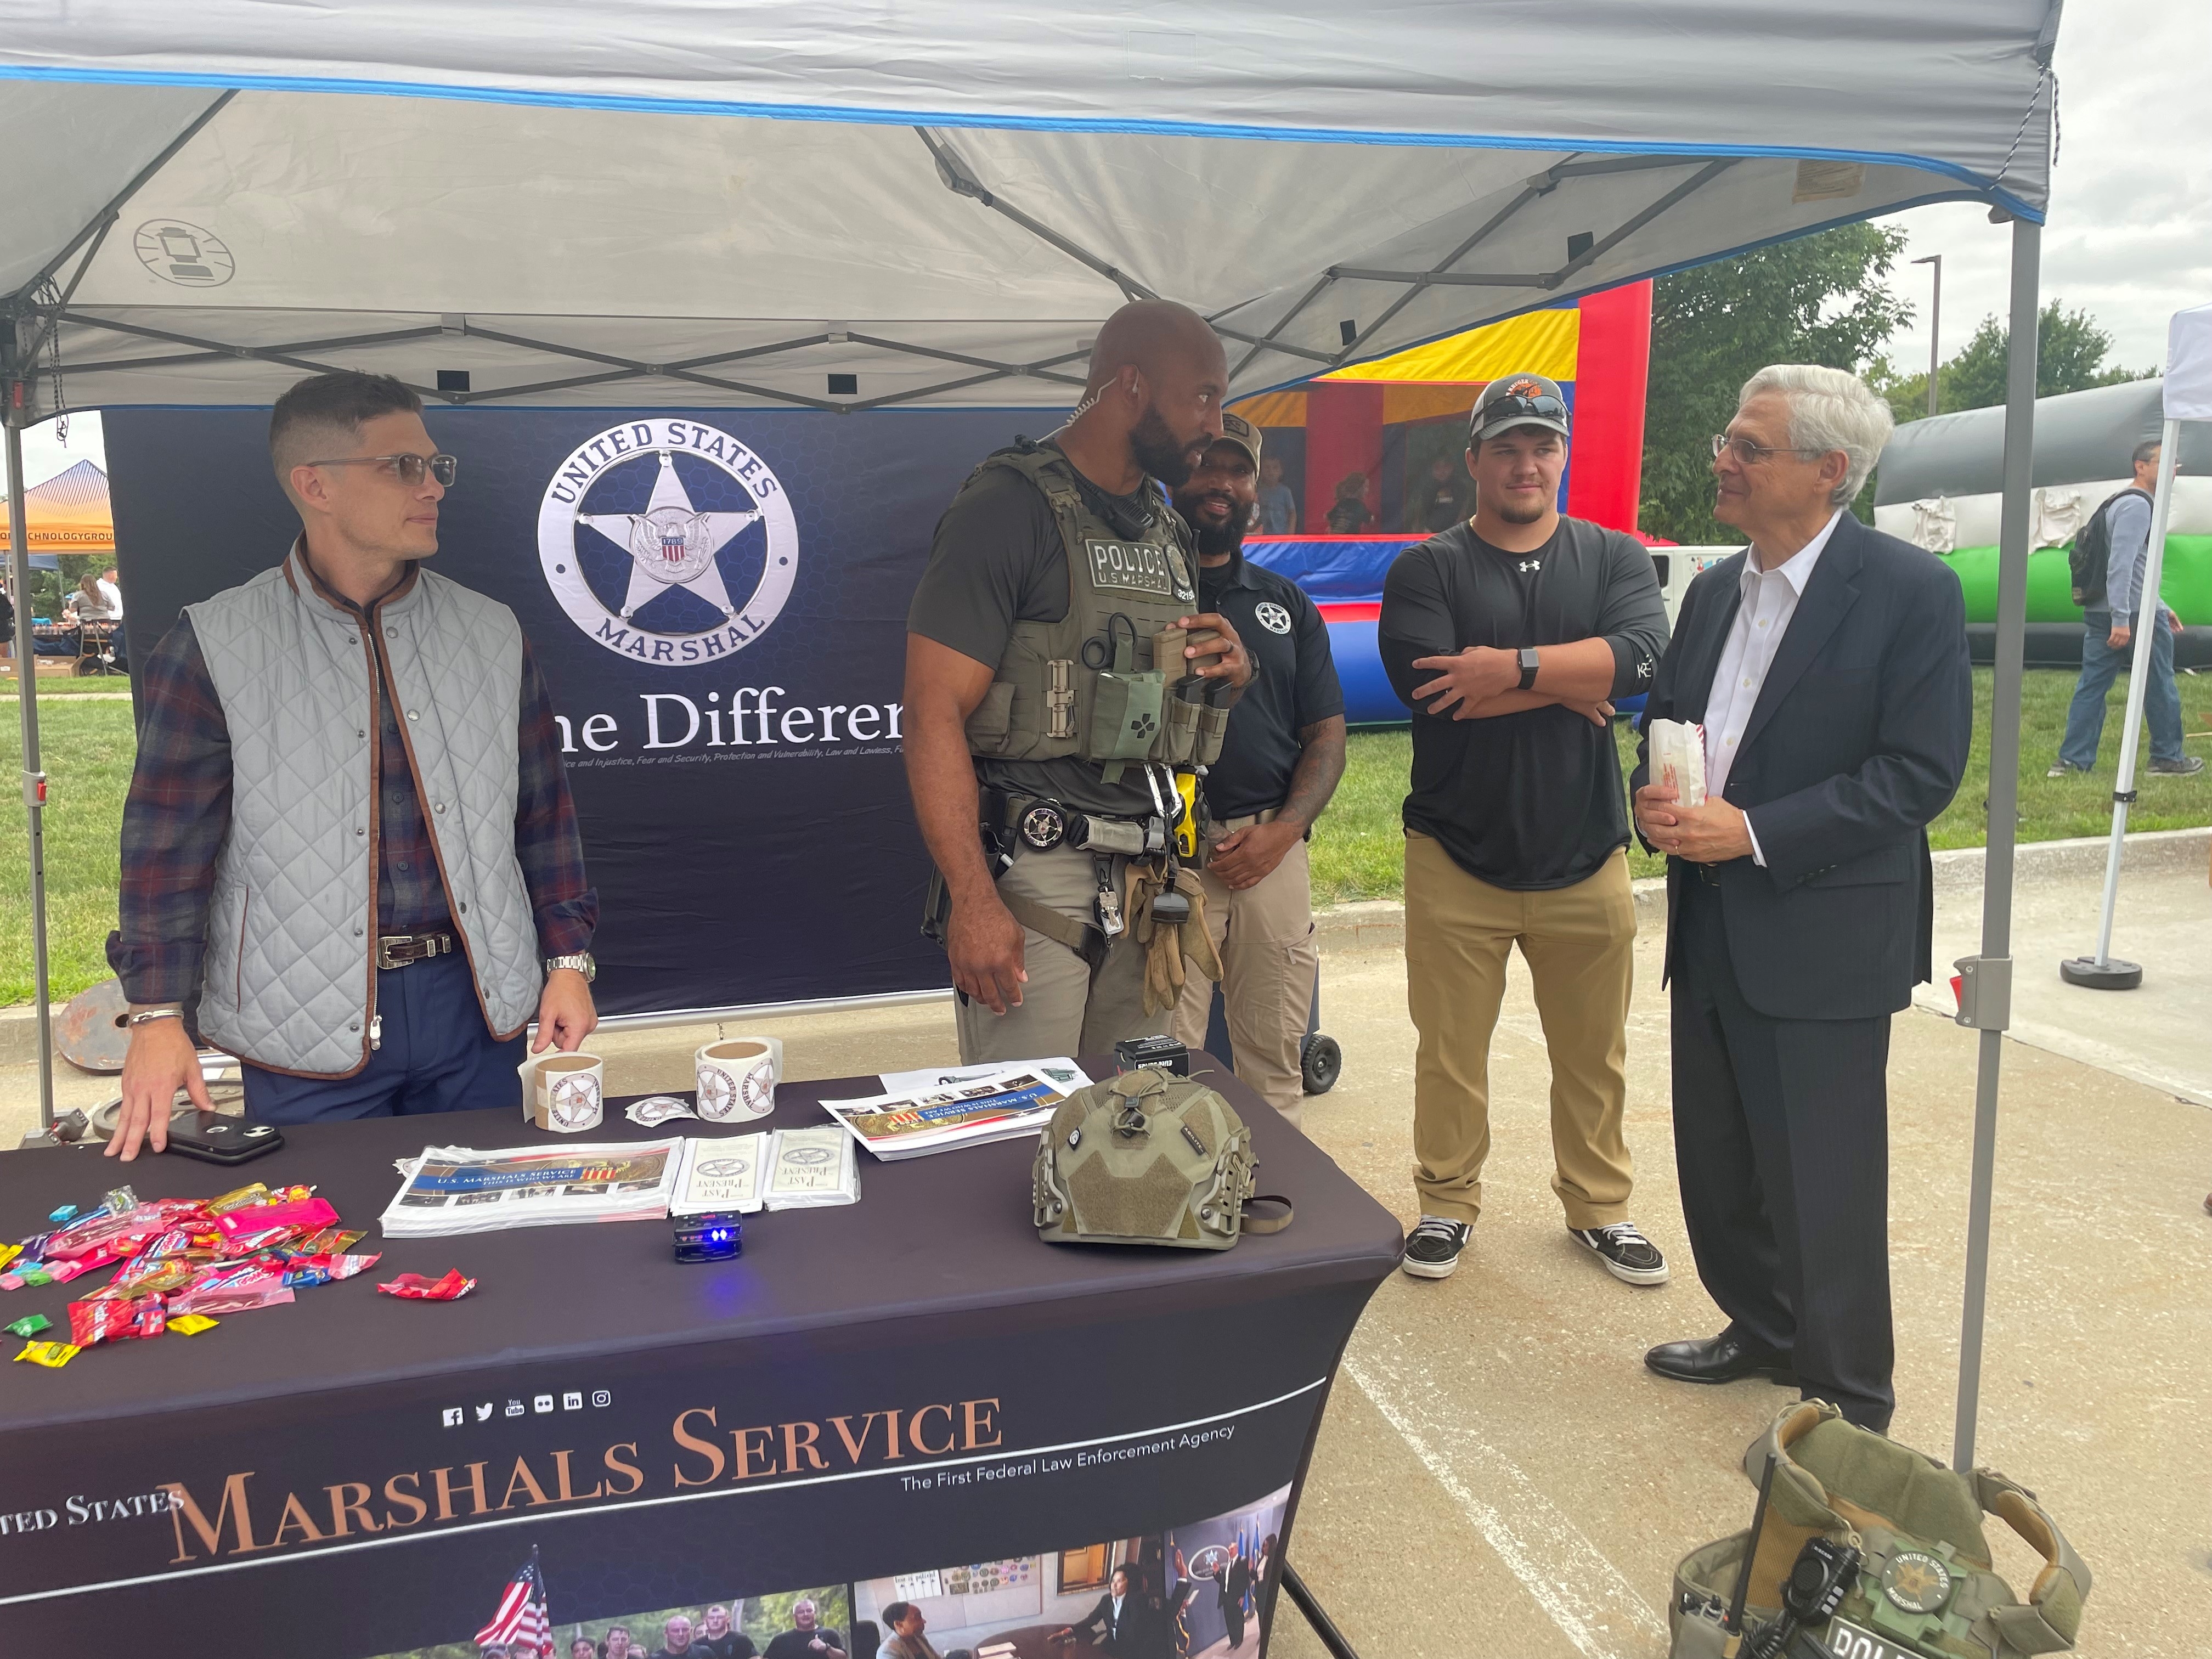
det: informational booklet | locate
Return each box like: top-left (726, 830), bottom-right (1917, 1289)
top-left (380, 1141), bottom-right (684, 1237)
top-left (818, 1066), bottom-right (1088, 1163)
top-left (876, 1056), bottom-right (1088, 1094)
top-left (762, 1125), bottom-right (860, 1207)
top-left (670, 1132), bottom-right (769, 1217)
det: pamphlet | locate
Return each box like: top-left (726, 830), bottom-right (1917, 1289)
top-left (379, 1141), bottom-right (684, 1237)
top-left (876, 1056), bottom-right (1088, 1094)
top-left (1647, 718), bottom-right (1708, 808)
top-left (670, 1133), bottom-right (769, 1217)
top-left (818, 1066), bottom-right (1087, 1162)
top-left (762, 1125), bottom-right (860, 1207)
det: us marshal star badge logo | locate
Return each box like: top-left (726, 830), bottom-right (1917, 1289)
top-left (1254, 601), bottom-right (1293, 635)
top-left (538, 419), bottom-right (800, 665)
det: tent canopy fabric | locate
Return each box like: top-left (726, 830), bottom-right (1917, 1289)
top-left (0, 459), bottom-right (114, 554)
top-left (2167, 303), bottom-right (2212, 423)
top-left (1, 2), bottom-right (2059, 414)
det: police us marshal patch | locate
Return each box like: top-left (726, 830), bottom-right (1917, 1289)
top-left (1879, 1550), bottom-right (1953, 1615)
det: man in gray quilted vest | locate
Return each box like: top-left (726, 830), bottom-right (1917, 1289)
top-left (104, 371), bottom-right (599, 1159)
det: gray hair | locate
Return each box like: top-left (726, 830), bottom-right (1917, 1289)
top-left (1738, 364), bottom-right (1894, 507)
top-left (2132, 436), bottom-right (2162, 467)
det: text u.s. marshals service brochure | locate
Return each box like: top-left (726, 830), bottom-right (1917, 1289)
top-left (817, 1065), bottom-right (1090, 1162)
top-left (380, 1140), bottom-right (684, 1237)
top-left (875, 1056), bottom-right (1088, 1094)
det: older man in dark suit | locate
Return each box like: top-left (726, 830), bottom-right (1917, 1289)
top-left (1632, 364), bottom-right (1972, 1432)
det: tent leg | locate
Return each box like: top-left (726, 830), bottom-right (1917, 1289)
top-left (5, 417), bottom-right (56, 1131)
top-left (1953, 217), bottom-right (2039, 1475)
top-left (2079, 415), bottom-right (2182, 975)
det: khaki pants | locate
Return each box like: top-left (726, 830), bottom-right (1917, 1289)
top-left (955, 843), bottom-right (1165, 1065)
top-left (1405, 833), bottom-right (1635, 1227)
top-left (1170, 833), bottom-right (1318, 1128)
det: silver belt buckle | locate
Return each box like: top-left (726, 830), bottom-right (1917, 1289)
top-left (377, 934), bottom-right (415, 970)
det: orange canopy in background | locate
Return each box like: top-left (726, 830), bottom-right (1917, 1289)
top-left (0, 459), bottom-right (115, 554)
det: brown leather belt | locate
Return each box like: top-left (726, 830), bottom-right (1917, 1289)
top-left (377, 932), bottom-right (456, 970)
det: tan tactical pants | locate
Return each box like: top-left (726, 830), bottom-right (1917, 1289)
top-left (1405, 833), bottom-right (1635, 1227)
top-left (955, 842), bottom-right (1165, 1065)
top-left (1170, 830), bottom-right (1317, 1128)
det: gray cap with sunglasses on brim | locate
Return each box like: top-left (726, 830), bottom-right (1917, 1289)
top-left (1469, 373), bottom-right (1571, 443)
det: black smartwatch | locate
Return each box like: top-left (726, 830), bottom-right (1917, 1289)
top-left (1517, 646), bottom-right (1541, 690)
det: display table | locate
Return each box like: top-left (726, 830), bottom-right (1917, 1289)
top-left (0, 1058), bottom-right (1401, 1658)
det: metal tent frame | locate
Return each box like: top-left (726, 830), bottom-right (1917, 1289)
top-left (4, 7), bottom-right (2056, 1483)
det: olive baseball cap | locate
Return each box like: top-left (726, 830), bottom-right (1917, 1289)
top-left (1470, 373), bottom-right (1570, 443)
top-left (1217, 408), bottom-right (1263, 469)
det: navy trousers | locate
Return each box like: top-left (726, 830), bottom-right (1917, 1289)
top-left (1670, 878), bottom-right (1895, 1431)
top-left (241, 953), bottom-right (528, 1124)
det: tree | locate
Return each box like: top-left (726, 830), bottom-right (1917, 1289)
top-left (1929, 301), bottom-right (2153, 415)
top-left (1640, 224), bottom-right (1912, 545)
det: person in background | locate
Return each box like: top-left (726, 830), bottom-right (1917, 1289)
top-left (653, 1615), bottom-right (701, 1659)
top-left (1255, 453), bottom-right (1298, 534)
top-left (1166, 413), bottom-right (1346, 1128)
top-left (602, 1626), bottom-right (639, 1659)
top-left (1323, 472), bottom-right (1372, 533)
top-left (98, 564), bottom-right (123, 619)
top-left (761, 1601), bottom-right (847, 1659)
top-left (697, 1606), bottom-right (755, 1659)
top-left (64, 572), bottom-right (109, 623)
top-left (876, 1604), bottom-right (942, 1659)
top-left (103, 369), bottom-right (599, 1156)
top-left (1634, 364), bottom-right (1972, 1432)
top-left (573, 1640), bottom-right (600, 1659)
top-left (1417, 452), bottom-right (1470, 532)
top-left (1381, 373), bottom-right (1671, 1285)
top-left (2050, 438), bottom-right (2202, 778)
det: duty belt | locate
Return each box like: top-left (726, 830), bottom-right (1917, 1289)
top-left (984, 787), bottom-right (1167, 860)
top-left (377, 932), bottom-right (457, 970)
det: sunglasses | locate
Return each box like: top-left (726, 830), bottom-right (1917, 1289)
top-left (1474, 392), bottom-right (1567, 432)
top-left (306, 452), bottom-right (459, 487)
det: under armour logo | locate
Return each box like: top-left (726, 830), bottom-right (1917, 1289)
top-left (1517, 559), bottom-right (1542, 573)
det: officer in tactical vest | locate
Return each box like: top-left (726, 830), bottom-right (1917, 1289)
top-left (905, 300), bottom-right (1252, 1063)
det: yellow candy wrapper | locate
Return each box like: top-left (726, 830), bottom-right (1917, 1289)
top-left (167, 1314), bottom-right (220, 1336)
top-left (0, 1242), bottom-right (21, 1272)
top-left (13, 1340), bottom-right (82, 1368)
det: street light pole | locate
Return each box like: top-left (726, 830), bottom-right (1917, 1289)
top-left (1912, 253), bottom-right (1943, 416)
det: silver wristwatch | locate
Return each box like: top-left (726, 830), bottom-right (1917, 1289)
top-left (545, 952), bottom-right (597, 983)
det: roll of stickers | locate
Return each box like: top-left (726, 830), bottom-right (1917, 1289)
top-left (694, 1037), bottom-right (780, 1124)
top-left (518, 1052), bottom-right (606, 1134)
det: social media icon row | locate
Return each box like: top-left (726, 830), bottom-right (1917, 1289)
top-left (442, 1389), bottom-right (611, 1426)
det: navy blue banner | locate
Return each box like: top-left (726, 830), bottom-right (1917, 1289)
top-left (105, 405), bottom-right (1054, 1017)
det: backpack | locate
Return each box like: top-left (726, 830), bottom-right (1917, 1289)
top-left (2067, 486), bottom-right (2149, 608)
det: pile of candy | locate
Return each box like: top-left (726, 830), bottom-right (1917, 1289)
top-left (2, 1181), bottom-right (381, 1369)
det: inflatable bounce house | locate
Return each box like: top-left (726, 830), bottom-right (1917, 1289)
top-left (1233, 282), bottom-right (1655, 724)
top-left (1874, 377), bottom-right (2211, 669)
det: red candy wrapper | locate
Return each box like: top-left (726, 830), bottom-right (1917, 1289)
top-left (215, 1197), bottom-right (337, 1242)
top-left (67, 1295), bottom-right (167, 1347)
top-left (375, 1269), bottom-right (475, 1301)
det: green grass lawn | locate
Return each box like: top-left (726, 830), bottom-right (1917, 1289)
top-left (1311, 665), bottom-right (2212, 905)
top-left (2, 668), bottom-right (2208, 1003)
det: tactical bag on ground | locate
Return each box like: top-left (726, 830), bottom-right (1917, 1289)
top-left (1669, 1401), bottom-right (2090, 1659)
top-left (2067, 485), bottom-right (2149, 608)
top-left (1032, 1068), bottom-right (1290, 1250)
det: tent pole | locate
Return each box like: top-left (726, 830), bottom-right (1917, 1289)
top-left (5, 415), bottom-right (57, 1131)
top-left (2085, 415), bottom-right (2181, 970)
top-left (1952, 217), bottom-right (2039, 1474)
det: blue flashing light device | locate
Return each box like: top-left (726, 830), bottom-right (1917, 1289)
top-left (673, 1212), bottom-right (744, 1264)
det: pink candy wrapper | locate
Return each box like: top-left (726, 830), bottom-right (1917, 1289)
top-left (375, 1269), bottom-right (476, 1301)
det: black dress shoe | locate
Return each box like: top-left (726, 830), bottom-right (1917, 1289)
top-left (1645, 1332), bottom-right (1796, 1386)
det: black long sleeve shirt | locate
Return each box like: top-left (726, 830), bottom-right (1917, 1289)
top-left (1379, 517), bottom-right (1668, 890)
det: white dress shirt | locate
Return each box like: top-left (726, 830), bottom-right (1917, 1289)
top-left (1703, 510), bottom-right (1842, 865)
top-left (97, 577), bottom-right (123, 619)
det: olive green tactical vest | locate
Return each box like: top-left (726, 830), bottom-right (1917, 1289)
top-left (961, 443), bottom-right (1225, 793)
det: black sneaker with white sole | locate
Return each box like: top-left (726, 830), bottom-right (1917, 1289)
top-left (1401, 1216), bottom-right (1472, 1279)
top-left (2147, 755), bottom-right (2205, 776)
top-left (1570, 1222), bottom-right (1670, 1285)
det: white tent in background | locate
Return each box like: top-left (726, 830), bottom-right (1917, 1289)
top-left (2066, 302), bottom-right (2212, 988)
top-left (2, 1), bottom-right (2063, 1474)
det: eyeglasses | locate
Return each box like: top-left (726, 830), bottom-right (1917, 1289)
top-left (1710, 434), bottom-right (1828, 466)
top-left (305, 452), bottom-right (459, 487)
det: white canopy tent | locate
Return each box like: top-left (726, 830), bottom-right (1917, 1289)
top-left (4, 2), bottom-right (2060, 1476)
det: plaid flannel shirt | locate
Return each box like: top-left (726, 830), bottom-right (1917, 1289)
top-left (107, 561), bottom-right (597, 1008)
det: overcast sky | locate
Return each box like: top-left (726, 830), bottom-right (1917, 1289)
top-left (12, 4), bottom-right (2203, 490)
top-left (1878, 0), bottom-right (2210, 381)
